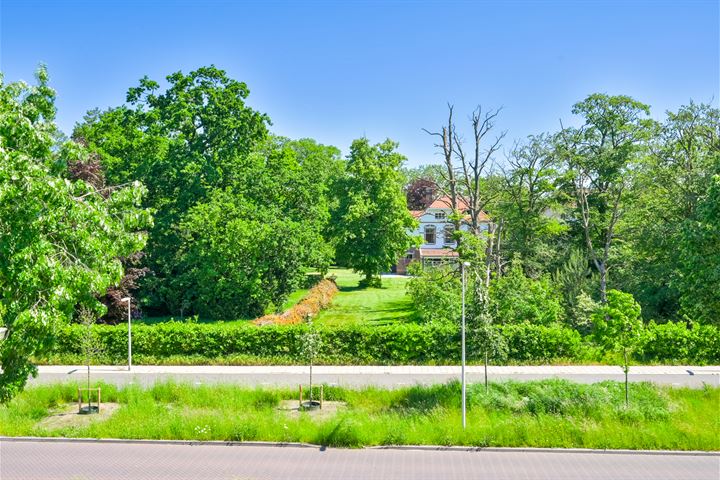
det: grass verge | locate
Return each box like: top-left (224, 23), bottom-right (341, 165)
top-left (1, 380), bottom-right (717, 450)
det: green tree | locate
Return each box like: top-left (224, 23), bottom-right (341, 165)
top-left (496, 135), bottom-right (566, 276)
top-left (593, 290), bottom-right (644, 407)
top-left (331, 139), bottom-right (417, 286)
top-left (0, 68), bottom-right (149, 402)
top-left (616, 103), bottom-right (719, 320)
top-left (489, 259), bottom-right (565, 326)
top-left (677, 170), bottom-right (720, 324)
top-left (557, 94), bottom-right (654, 303)
top-left (406, 263), bottom-right (462, 324)
top-left (74, 66), bottom-right (270, 313)
top-left (176, 190), bottom-right (322, 318)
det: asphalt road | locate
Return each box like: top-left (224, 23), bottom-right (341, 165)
top-left (0, 440), bottom-right (717, 480)
top-left (30, 365), bottom-right (720, 388)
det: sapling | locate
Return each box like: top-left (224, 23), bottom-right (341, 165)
top-left (78, 306), bottom-right (104, 413)
top-left (300, 317), bottom-right (323, 407)
top-left (592, 290), bottom-right (644, 407)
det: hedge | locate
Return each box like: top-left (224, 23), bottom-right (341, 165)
top-left (48, 320), bottom-right (719, 365)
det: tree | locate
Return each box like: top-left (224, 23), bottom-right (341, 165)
top-left (617, 103), bottom-right (719, 320)
top-left (74, 66), bottom-right (270, 314)
top-left (331, 138), bottom-right (417, 286)
top-left (557, 94), bottom-right (653, 303)
top-left (176, 190), bottom-right (321, 318)
top-left (489, 259), bottom-right (565, 326)
top-left (593, 290), bottom-right (644, 407)
top-left (496, 135), bottom-right (566, 276)
top-left (677, 170), bottom-right (720, 324)
top-left (405, 177), bottom-right (438, 210)
top-left (424, 105), bottom-right (505, 292)
top-left (0, 67), bottom-right (149, 402)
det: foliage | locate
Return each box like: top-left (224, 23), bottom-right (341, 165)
top-left (50, 320), bottom-right (593, 365)
top-left (254, 279), bottom-right (339, 325)
top-left (593, 289), bottom-right (644, 405)
top-left (406, 263), bottom-right (462, 325)
top-left (593, 290), bottom-right (644, 356)
top-left (175, 190), bottom-right (322, 319)
top-left (489, 260), bottom-right (565, 325)
top-left (405, 177), bottom-right (437, 210)
top-left (331, 138), bottom-right (418, 284)
top-left (0, 67), bottom-right (149, 402)
top-left (495, 134), bottom-right (566, 275)
top-left (557, 94), bottom-right (654, 303)
top-left (75, 67), bottom-right (342, 316)
top-left (616, 103), bottom-right (719, 320)
top-left (676, 171), bottom-right (720, 324)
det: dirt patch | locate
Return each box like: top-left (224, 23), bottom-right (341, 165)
top-left (36, 402), bottom-right (120, 430)
top-left (278, 400), bottom-right (346, 420)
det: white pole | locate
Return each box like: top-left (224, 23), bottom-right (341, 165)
top-left (461, 261), bottom-right (468, 429)
top-left (121, 298), bottom-right (132, 371)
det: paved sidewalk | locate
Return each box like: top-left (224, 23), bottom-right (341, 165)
top-left (30, 365), bottom-right (720, 388)
top-left (1, 440), bottom-right (717, 480)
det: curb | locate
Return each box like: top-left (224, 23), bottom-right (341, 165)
top-left (1, 436), bottom-right (717, 456)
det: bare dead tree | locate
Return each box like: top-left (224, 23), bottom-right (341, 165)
top-left (423, 104), bottom-right (506, 269)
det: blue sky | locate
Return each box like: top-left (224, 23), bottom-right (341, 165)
top-left (1, 0), bottom-right (718, 166)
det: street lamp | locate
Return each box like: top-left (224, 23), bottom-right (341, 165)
top-left (461, 261), bottom-right (470, 429)
top-left (121, 297), bottom-right (132, 371)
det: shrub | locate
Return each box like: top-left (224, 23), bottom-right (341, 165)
top-left (500, 323), bottom-right (583, 362)
top-left (49, 321), bottom-right (589, 365)
top-left (641, 321), bottom-right (720, 363)
top-left (406, 263), bottom-right (462, 324)
top-left (253, 279), bottom-right (339, 325)
top-left (490, 261), bottom-right (565, 325)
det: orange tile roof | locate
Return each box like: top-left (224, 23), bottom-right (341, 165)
top-left (418, 196), bottom-right (490, 222)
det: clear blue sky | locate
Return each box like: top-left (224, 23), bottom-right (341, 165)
top-left (1, 0), bottom-right (718, 166)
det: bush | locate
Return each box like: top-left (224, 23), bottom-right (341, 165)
top-left (490, 261), bottom-right (565, 325)
top-left (47, 318), bottom-right (718, 365)
top-left (500, 323), bottom-right (583, 362)
top-left (49, 321), bottom-right (591, 365)
top-left (641, 321), bottom-right (720, 363)
top-left (406, 263), bottom-right (462, 324)
top-left (253, 279), bottom-right (339, 325)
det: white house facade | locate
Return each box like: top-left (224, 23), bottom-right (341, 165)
top-left (395, 196), bottom-right (490, 274)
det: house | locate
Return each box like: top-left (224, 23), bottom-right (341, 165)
top-left (395, 196), bottom-right (490, 274)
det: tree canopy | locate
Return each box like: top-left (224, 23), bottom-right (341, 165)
top-left (0, 68), bottom-right (150, 401)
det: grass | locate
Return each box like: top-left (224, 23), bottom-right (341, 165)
top-left (1, 380), bottom-right (717, 450)
top-left (315, 268), bottom-right (417, 326)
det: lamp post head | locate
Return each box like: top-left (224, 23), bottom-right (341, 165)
top-left (120, 297), bottom-right (131, 303)
top-left (463, 262), bottom-right (471, 267)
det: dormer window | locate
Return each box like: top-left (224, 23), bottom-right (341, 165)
top-left (434, 211), bottom-right (447, 220)
top-left (424, 225), bottom-right (436, 244)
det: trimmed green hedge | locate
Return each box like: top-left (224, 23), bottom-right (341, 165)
top-left (48, 320), bottom-right (719, 365)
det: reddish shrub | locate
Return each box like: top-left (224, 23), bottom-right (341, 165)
top-left (253, 279), bottom-right (339, 326)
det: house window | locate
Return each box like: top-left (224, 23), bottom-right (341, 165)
top-left (444, 225), bottom-right (455, 245)
top-left (424, 225), bottom-right (436, 244)
top-left (434, 211), bottom-right (447, 220)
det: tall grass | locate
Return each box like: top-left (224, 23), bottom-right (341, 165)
top-left (1, 380), bottom-right (717, 450)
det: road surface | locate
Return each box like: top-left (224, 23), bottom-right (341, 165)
top-left (0, 439), bottom-right (717, 480)
top-left (30, 365), bottom-right (720, 388)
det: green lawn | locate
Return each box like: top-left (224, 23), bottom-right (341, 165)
top-left (315, 268), bottom-right (417, 326)
top-left (2, 380), bottom-right (717, 450)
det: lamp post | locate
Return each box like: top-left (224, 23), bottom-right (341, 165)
top-left (461, 261), bottom-right (470, 429)
top-left (121, 297), bottom-right (132, 371)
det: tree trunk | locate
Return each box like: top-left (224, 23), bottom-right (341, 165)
top-left (599, 263), bottom-right (608, 304)
top-left (484, 350), bottom-right (489, 394)
top-left (623, 349), bottom-right (629, 408)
